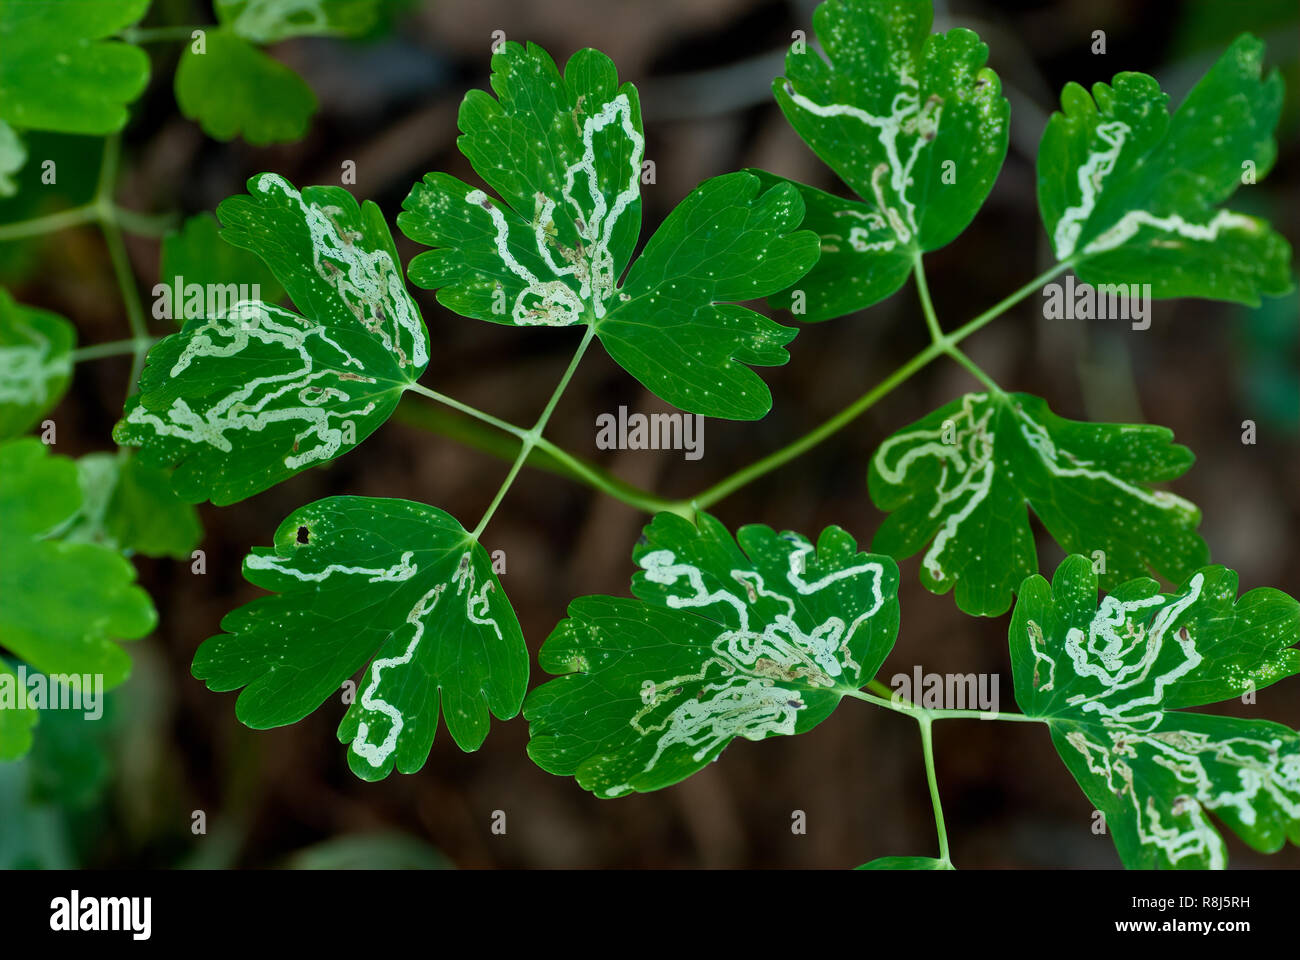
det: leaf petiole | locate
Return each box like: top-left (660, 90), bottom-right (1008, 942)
top-left (917, 715), bottom-right (951, 866)
top-left (943, 342), bottom-right (1004, 395)
top-left (394, 396), bottom-right (691, 517)
top-left (404, 382), bottom-right (528, 441)
top-left (682, 259), bottom-right (1076, 511)
top-left (0, 205), bottom-right (99, 242)
top-left (399, 259), bottom-right (1077, 520)
top-left (913, 252), bottom-right (944, 344)
top-left (845, 685), bottom-right (1043, 724)
top-left (93, 136), bottom-right (151, 398)
top-left (119, 25), bottom-right (208, 44)
top-left (71, 336), bottom-right (158, 363)
top-left (915, 254), bottom-right (1003, 393)
top-left (0, 204), bottom-right (175, 243)
top-left (470, 325), bottom-right (596, 539)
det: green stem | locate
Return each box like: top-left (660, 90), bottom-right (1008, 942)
top-left (71, 336), bottom-right (158, 363)
top-left (120, 25), bottom-right (206, 43)
top-left (943, 343), bottom-right (1003, 394)
top-left (0, 204), bottom-right (174, 242)
top-left (865, 677), bottom-right (896, 701)
top-left (917, 716), bottom-right (950, 865)
top-left (690, 342), bottom-right (945, 510)
top-left (389, 258), bottom-right (1078, 518)
top-left (945, 259), bottom-right (1075, 345)
top-left (112, 207), bottom-right (179, 236)
top-left (471, 326), bottom-right (595, 539)
top-left (531, 437), bottom-right (694, 518)
top-left (394, 395), bottom-right (691, 518)
top-left (913, 252), bottom-right (943, 343)
top-left (405, 382), bottom-right (527, 440)
top-left (0, 206), bottom-right (98, 242)
top-left (93, 136), bottom-right (150, 395)
top-left (846, 687), bottom-right (908, 712)
top-left (845, 686), bottom-right (1042, 723)
top-left (684, 260), bottom-right (1073, 511)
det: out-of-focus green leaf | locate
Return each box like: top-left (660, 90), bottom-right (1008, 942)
top-left (175, 30), bottom-right (317, 145)
top-left (0, 289), bottom-right (73, 439)
top-left (0, 0), bottom-right (150, 135)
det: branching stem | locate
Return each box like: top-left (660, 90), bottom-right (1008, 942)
top-left (918, 716), bottom-right (950, 865)
top-left (71, 336), bottom-right (158, 362)
top-left (401, 258), bottom-right (1074, 518)
top-left (844, 686), bottom-right (1043, 724)
top-left (471, 326), bottom-right (595, 539)
top-left (119, 25), bottom-right (207, 43)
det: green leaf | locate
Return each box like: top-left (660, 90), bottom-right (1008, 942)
top-left (856, 855), bottom-right (952, 870)
top-left (0, 0), bottom-right (150, 135)
top-left (745, 168), bottom-right (915, 323)
top-left (175, 30), bottom-right (317, 146)
top-left (160, 213), bottom-right (285, 325)
top-left (397, 43), bottom-right (818, 420)
top-left (285, 832), bottom-right (452, 870)
top-left (0, 439), bottom-right (155, 696)
top-left (60, 452), bottom-right (203, 560)
top-left (0, 119), bottom-right (24, 197)
top-left (596, 172), bottom-right (813, 420)
top-left (0, 656), bottom-right (37, 760)
top-left (1038, 34), bottom-right (1292, 305)
top-left (114, 174), bottom-right (428, 505)
top-left (760, 0), bottom-right (1009, 320)
top-left (192, 496), bottom-right (528, 781)
top-left (869, 391), bottom-right (1207, 617)
top-left (0, 289), bottom-right (74, 439)
top-left (215, 0), bottom-right (381, 43)
top-left (525, 511), bottom-right (899, 796)
top-left (1011, 555), bottom-right (1300, 868)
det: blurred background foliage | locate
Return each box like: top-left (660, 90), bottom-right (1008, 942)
top-left (0, 0), bottom-right (1297, 868)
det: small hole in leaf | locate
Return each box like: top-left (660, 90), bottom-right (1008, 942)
top-left (296, 526), bottom-right (310, 545)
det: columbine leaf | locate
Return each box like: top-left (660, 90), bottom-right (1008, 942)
top-left (525, 511), bottom-right (899, 797)
top-left (175, 30), bottom-right (317, 146)
top-left (0, 289), bottom-right (74, 439)
top-left (160, 213), bottom-right (285, 324)
top-left (856, 856), bottom-right (951, 870)
top-left (0, 120), bottom-right (24, 197)
top-left (215, 0), bottom-right (380, 43)
top-left (1038, 34), bottom-right (1291, 305)
top-left (596, 172), bottom-right (812, 420)
top-left (0, 656), bottom-right (37, 760)
top-left (0, 439), bottom-right (155, 695)
top-left (1010, 556), bottom-right (1300, 868)
top-left (115, 175), bottom-right (428, 505)
top-left (759, 0), bottom-right (1008, 320)
top-left (397, 42), bottom-right (818, 420)
top-left (869, 391), bottom-right (1207, 617)
top-left (191, 496), bottom-right (528, 781)
top-left (59, 452), bottom-right (203, 560)
top-left (0, 0), bottom-right (150, 135)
